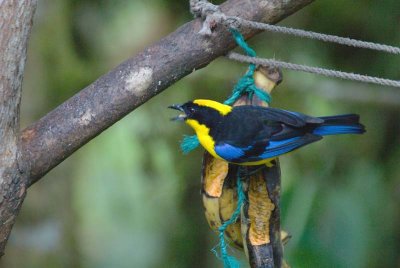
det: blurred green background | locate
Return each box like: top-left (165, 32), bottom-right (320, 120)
top-left (1, 0), bottom-right (400, 267)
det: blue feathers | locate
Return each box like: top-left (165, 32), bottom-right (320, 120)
top-left (214, 135), bottom-right (322, 163)
top-left (313, 125), bottom-right (365, 136)
top-left (215, 143), bottom-right (245, 160)
top-left (259, 137), bottom-right (305, 159)
top-left (312, 114), bottom-right (365, 136)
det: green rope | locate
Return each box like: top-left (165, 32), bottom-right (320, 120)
top-left (215, 171), bottom-right (246, 268)
top-left (180, 134), bottom-right (200, 154)
top-left (180, 29), bottom-right (271, 153)
top-left (181, 135), bottom-right (201, 154)
top-left (224, 28), bottom-right (271, 105)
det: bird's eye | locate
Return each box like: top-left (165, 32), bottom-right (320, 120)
top-left (189, 107), bottom-right (195, 113)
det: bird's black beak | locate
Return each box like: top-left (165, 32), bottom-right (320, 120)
top-left (168, 104), bottom-right (187, 121)
top-left (168, 104), bottom-right (184, 112)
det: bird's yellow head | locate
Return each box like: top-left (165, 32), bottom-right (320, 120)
top-left (169, 99), bottom-right (232, 129)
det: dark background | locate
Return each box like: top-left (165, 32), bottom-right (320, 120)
top-left (1, 0), bottom-right (399, 267)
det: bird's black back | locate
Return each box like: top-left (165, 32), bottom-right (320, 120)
top-left (209, 105), bottom-right (321, 147)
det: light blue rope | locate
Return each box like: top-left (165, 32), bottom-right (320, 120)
top-left (180, 29), bottom-right (271, 153)
top-left (213, 172), bottom-right (246, 268)
top-left (224, 28), bottom-right (271, 105)
top-left (180, 134), bottom-right (200, 154)
top-left (181, 135), bottom-right (201, 154)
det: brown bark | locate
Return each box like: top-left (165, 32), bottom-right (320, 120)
top-left (0, 0), bottom-right (38, 255)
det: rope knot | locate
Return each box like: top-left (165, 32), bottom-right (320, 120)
top-left (190, 0), bottom-right (219, 18)
top-left (190, 0), bottom-right (241, 36)
top-left (224, 29), bottom-right (272, 105)
top-left (190, 0), bottom-right (225, 35)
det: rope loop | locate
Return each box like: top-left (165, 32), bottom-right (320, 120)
top-left (224, 29), bottom-right (272, 105)
top-left (224, 71), bottom-right (271, 105)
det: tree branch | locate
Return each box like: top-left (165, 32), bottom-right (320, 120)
top-left (21, 0), bottom-right (314, 186)
top-left (0, 0), bottom-right (38, 255)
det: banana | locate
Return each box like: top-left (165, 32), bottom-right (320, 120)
top-left (218, 164), bottom-right (243, 248)
top-left (201, 152), bottom-right (226, 232)
top-left (201, 152), bottom-right (243, 248)
top-left (201, 155), bottom-right (291, 251)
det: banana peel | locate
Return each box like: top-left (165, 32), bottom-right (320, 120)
top-left (201, 153), bottom-right (243, 248)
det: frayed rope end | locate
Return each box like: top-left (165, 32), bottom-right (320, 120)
top-left (180, 135), bottom-right (200, 154)
top-left (223, 255), bottom-right (241, 268)
top-left (212, 245), bottom-right (241, 268)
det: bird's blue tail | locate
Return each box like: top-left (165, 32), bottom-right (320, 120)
top-left (313, 114), bottom-right (365, 136)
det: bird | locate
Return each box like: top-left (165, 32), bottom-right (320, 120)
top-left (169, 99), bottom-right (365, 165)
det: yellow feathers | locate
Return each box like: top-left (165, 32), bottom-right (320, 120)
top-left (185, 100), bottom-right (231, 160)
top-left (185, 119), bottom-right (220, 159)
top-left (193, 99), bottom-right (232, 115)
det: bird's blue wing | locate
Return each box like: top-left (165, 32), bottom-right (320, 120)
top-left (258, 135), bottom-right (321, 159)
top-left (214, 143), bottom-right (246, 161)
top-left (215, 134), bottom-right (322, 163)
